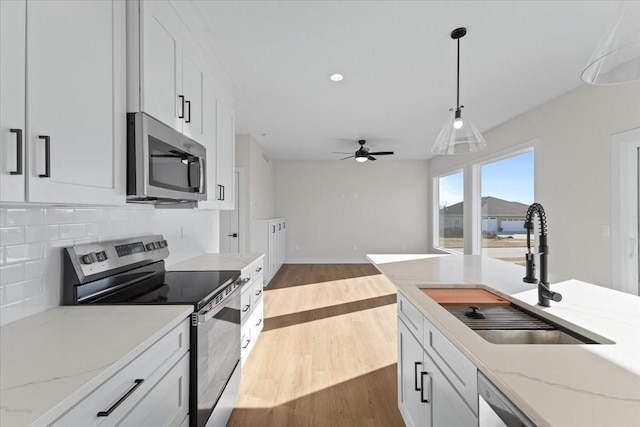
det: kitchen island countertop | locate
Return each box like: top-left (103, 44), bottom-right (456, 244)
top-left (367, 254), bottom-right (640, 427)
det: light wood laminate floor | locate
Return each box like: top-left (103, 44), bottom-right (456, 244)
top-left (227, 264), bottom-right (404, 427)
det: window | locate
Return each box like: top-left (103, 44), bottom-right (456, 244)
top-left (436, 171), bottom-right (464, 253)
top-left (480, 151), bottom-right (534, 264)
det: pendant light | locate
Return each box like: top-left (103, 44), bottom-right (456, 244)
top-left (581, 2), bottom-right (640, 85)
top-left (432, 27), bottom-right (486, 155)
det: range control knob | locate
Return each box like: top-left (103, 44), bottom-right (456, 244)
top-left (145, 243), bottom-right (154, 251)
top-left (81, 253), bottom-right (95, 265)
top-left (162, 240), bottom-right (168, 247)
top-left (95, 251), bottom-right (108, 262)
top-left (153, 241), bottom-right (160, 249)
top-left (157, 240), bottom-right (166, 248)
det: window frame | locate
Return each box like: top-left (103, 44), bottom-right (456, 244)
top-left (432, 167), bottom-right (465, 254)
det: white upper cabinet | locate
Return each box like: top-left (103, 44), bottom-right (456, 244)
top-left (1, 0), bottom-right (125, 205)
top-left (139, 0), bottom-right (184, 132)
top-left (0, 0), bottom-right (26, 202)
top-left (216, 98), bottom-right (235, 210)
top-left (136, 0), bottom-right (206, 145)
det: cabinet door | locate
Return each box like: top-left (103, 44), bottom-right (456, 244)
top-left (140, 0), bottom-right (183, 132)
top-left (26, 0), bottom-right (125, 205)
top-left (398, 319), bottom-right (430, 427)
top-left (216, 99), bottom-right (235, 210)
top-left (429, 352), bottom-right (477, 427)
top-left (181, 36), bottom-right (205, 144)
top-left (113, 353), bottom-right (190, 427)
top-left (0, 0), bottom-right (26, 202)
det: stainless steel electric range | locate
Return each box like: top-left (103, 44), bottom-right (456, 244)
top-left (63, 235), bottom-right (247, 427)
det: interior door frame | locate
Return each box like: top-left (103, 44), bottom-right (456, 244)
top-left (219, 167), bottom-right (245, 253)
top-left (611, 127), bottom-right (640, 295)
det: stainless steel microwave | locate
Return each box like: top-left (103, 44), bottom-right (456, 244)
top-left (127, 112), bottom-right (206, 206)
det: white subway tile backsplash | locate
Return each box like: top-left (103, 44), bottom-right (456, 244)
top-left (1, 227), bottom-right (25, 246)
top-left (25, 225), bottom-right (46, 243)
top-left (0, 264), bottom-right (25, 286)
top-left (74, 209), bottom-right (100, 222)
top-left (0, 300), bottom-right (25, 325)
top-left (5, 209), bottom-right (28, 226)
top-left (5, 244), bottom-right (45, 264)
top-left (27, 209), bottom-right (45, 225)
top-left (3, 282), bottom-right (25, 305)
top-left (46, 208), bottom-right (75, 224)
top-left (25, 260), bottom-right (46, 280)
top-left (59, 223), bottom-right (86, 240)
top-left (0, 205), bottom-right (219, 326)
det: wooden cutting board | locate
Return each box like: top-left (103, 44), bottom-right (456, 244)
top-left (421, 288), bottom-right (510, 305)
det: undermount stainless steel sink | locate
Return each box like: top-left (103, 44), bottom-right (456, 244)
top-left (442, 303), bottom-right (609, 345)
top-left (474, 329), bottom-right (591, 345)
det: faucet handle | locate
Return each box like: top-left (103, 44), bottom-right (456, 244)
top-left (523, 253), bottom-right (537, 284)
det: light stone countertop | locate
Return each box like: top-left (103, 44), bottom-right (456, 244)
top-left (367, 254), bottom-right (640, 427)
top-left (0, 305), bottom-right (193, 427)
top-left (168, 252), bottom-right (264, 272)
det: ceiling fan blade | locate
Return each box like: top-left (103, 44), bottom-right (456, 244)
top-left (368, 151), bottom-right (394, 156)
top-left (368, 155), bottom-right (377, 161)
top-left (340, 155), bottom-right (355, 160)
top-left (332, 152), bottom-right (354, 154)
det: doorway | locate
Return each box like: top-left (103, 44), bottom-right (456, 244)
top-left (611, 128), bottom-right (640, 295)
top-left (220, 169), bottom-right (244, 253)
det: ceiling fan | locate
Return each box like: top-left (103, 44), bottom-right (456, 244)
top-left (332, 140), bottom-right (394, 163)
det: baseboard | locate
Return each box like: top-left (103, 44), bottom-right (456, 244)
top-left (284, 258), bottom-right (369, 264)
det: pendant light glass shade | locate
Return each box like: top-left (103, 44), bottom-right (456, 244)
top-left (432, 27), bottom-right (486, 155)
top-left (432, 108), bottom-right (486, 155)
top-left (581, 3), bottom-right (640, 85)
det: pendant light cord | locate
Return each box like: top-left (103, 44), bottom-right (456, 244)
top-left (456, 37), bottom-right (460, 108)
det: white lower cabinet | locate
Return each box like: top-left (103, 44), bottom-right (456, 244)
top-left (240, 256), bottom-right (265, 365)
top-left (52, 318), bottom-right (190, 427)
top-left (398, 294), bottom-right (478, 427)
top-left (251, 219), bottom-right (286, 286)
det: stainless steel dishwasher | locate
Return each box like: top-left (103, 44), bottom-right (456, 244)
top-left (478, 371), bottom-right (536, 427)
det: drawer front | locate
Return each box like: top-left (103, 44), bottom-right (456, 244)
top-left (252, 275), bottom-right (264, 306)
top-left (53, 318), bottom-right (190, 426)
top-left (397, 293), bottom-right (424, 343)
top-left (240, 284), bottom-right (253, 322)
top-left (423, 317), bottom-right (477, 415)
top-left (252, 299), bottom-right (264, 336)
top-left (240, 326), bottom-right (252, 364)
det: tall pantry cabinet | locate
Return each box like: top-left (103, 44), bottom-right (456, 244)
top-left (0, 0), bottom-right (126, 205)
top-left (252, 219), bottom-right (286, 286)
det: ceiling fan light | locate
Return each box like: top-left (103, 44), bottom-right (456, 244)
top-left (581, 3), bottom-right (640, 85)
top-left (355, 155), bottom-right (368, 163)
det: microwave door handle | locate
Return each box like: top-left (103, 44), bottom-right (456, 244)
top-left (199, 158), bottom-right (204, 193)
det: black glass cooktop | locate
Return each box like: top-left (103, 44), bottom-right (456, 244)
top-left (90, 270), bottom-right (240, 310)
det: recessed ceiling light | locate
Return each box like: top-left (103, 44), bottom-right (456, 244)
top-left (261, 133), bottom-right (271, 138)
top-left (330, 73), bottom-right (344, 82)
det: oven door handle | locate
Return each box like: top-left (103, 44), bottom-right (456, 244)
top-left (197, 285), bottom-right (241, 324)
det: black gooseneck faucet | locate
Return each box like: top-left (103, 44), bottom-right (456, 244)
top-left (523, 203), bottom-right (562, 307)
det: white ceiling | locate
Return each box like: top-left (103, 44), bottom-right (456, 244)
top-left (191, 0), bottom-right (622, 160)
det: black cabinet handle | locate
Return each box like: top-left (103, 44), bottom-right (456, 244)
top-left (272, 225), bottom-right (275, 233)
top-left (256, 318), bottom-right (262, 327)
top-left (255, 289), bottom-right (262, 297)
top-left (9, 129), bottom-right (23, 175)
top-left (278, 224), bottom-right (281, 231)
top-left (255, 267), bottom-right (262, 273)
top-left (420, 372), bottom-right (431, 403)
top-left (242, 339), bottom-right (251, 349)
top-left (38, 135), bottom-right (50, 178)
top-left (242, 304), bottom-right (250, 312)
top-left (178, 95), bottom-right (185, 119)
top-left (217, 184), bottom-right (222, 201)
top-left (97, 379), bottom-right (144, 417)
top-left (221, 185), bottom-right (225, 201)
top-left (185, 100), bottom-right (191, 123)
top-left (414, 362), bottom-right (422, 391)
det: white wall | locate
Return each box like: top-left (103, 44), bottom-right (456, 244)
top-left (236, 135), bottom-right (274, 252)
top-left (0, 205), bottom-right (219, 325)
top-left (274, 160), bottom-right (429, 262)
top-left (428, 82), bottom-right (640, 287)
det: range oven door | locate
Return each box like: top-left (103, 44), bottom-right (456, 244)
top-left (192, 286), bottom-right (241, 427)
